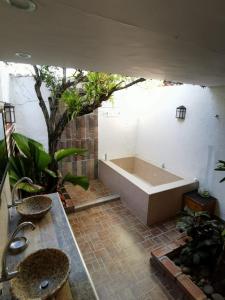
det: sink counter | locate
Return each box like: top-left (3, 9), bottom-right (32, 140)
top-left (1, 193), bottom-right (98, 300)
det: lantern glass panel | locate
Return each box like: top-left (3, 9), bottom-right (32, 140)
top-left (5, 109), bottom-right (11, 123)
top-left (10, 107), bottom-right (15, 123)
top-left (4, 104), bottom-right (15, 124)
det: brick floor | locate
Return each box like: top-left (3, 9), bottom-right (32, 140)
top-left (65, 179), bottom-right (113, 206)
top-left (68, 200), bottom-right (187, 300)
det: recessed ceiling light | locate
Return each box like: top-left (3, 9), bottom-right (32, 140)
top-left (5, 0), bottom-right (37, 12)
top-left (15, 52), bottom-right (32, 59)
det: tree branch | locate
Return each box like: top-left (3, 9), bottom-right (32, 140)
top-left (54, 77), bottom-right (146, 142)
top-left (113, 77), bottom-right (146, 92)
top-left (50, 70), bottom-right (86, 125)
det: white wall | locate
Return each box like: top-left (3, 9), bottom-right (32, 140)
top-left (99, 84), bottom-right (225, 218)
top-left (0, 67), bottom-right (10, 102)
top-left (98, 86), bottom-right (145, 160)
top-left (9, 76), bottom-right (49, 150)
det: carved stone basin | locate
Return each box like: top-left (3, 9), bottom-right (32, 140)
top-left (16, 195), bottom-right (52, 219)
top-left (11, 248), bottom-right (70, 300)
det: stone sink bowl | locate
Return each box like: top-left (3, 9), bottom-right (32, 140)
top-left (11, 248), bottom-right (71, 300)
top-left (16, 195), bottom-right (52, 219)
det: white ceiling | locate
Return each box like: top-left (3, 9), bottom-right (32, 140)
top-left (1, 0), bottom-right (225, 85)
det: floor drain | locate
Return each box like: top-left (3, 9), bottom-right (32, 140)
top-left (40, 280), bottom-right (49, 290)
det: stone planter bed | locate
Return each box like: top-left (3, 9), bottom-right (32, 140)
top-left (151, 236), bottom-right (208, 300)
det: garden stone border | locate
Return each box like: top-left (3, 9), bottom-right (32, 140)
top-left (151, 236), bottom-right (207, 300)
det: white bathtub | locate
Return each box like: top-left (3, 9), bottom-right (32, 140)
top-left (99, 157), bottom-right (198, 225)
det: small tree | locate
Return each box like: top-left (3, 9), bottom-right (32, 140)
top-left (33, 65), bottom-right (145, 155)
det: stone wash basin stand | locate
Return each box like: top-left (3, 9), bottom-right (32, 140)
top-left (1, 193), bottom-right (98, 300)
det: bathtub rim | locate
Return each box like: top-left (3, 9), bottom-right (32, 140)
top-left (99, 159), bottom-right (198, 195)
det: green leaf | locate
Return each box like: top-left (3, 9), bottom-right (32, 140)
top-left (9, 169), bottom-right (19, 184)
top-left (44, 168), bottom-right (57, 178)
top-left (12, 132), bottom-right (31, 157)
top-left (194, 211), bottom-right (210, 218)
top-left (62, 173), bottom-right (89, 190)
top-left (0, 139), bottom-right (8, 176)
top-left (215, 168), bottom-right (225, 171)
top-left (16, 182), bottom-right (44, 193)
top-left (220, 177), bottom-right (225, 183)
top-left (12, 132), bottom-right (45, 157)
top-left (9, 156), bottom-right (29, 178)
top-left (29, 140), bottom-right (52, 171)
top-left (54, 148), bottom-right (87, 161)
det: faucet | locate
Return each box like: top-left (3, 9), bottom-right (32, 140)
top-left (0, 222), bottom-right (35, 283)
top-left (9, 177), bottom-right (33, 208)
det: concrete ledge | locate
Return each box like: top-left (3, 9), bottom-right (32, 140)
top-left (75, 194), bottom-right (120, 212)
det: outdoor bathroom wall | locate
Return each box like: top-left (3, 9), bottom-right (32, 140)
top-left (98, 86), bottom-right (145, 160)
top-left (135, 85), bottom-right (225, 217)
top-left (58, 111), bottom-right (98, 179)
top-left (9, 76), bottom-right (50, 150)
top-left (0, 66), bottom-right (10, 101)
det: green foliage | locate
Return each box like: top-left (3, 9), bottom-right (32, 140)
top-left (84, 72), bottom-right (123, 102)
top-left (215, 160), bottom-right (225, 183)
top-left (177, 208), bottom-right (224, 268)
top-left (62, 174), bottom-right (89, 190)
top-left (0, 139), bottom-right (8, 178)
top-left (61, 89), bottom-right (83, 117)
top-left (40, 66), bottom-right (125, 117)
top-left (9, 133), bottom-right (89, 193)
top-left (39, 65), bottom-right (61, 93)
top-left (54, 148), bottom-right (86, 161)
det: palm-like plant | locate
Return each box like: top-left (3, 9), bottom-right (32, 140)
top-left (8, 132), bottom-right (89, 194)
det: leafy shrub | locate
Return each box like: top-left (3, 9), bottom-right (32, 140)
top-left (8, 133), bottom-right (89, 193)
top-left (177, 208), bottom-right (225, 269)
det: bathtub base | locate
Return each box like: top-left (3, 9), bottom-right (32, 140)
top-left (99, 159), bottom-right (198, 226)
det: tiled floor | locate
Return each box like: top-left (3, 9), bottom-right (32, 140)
top-left (69, 200), bottom-right (186, 300)
top-left (65, 179), bottom-right (113, 206)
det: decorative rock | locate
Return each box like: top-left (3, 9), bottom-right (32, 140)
top-left (181, 266), bottom-right (191, 274)
top-left (203, 284), bottom-right (214, 295)
top-left (212, 293), bottom-right (225, 300)
top-left (198, 278), bottom-right (206, 287)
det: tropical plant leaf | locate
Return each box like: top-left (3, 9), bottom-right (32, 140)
top-left (9, 156), bottom-right (30, 178)
top-left (9, 169), bottom-right (20, 184)
top-left (12, 132), bottom-right (45, 156)
top-left (62, 173), bottom-right (89, 190)
top-left (215, 167), bottom-right (225, 171)
top-left (12, 132), bottom-right (31, 157)
top-left (44, 168), bottom-right (57, 178)
top-left (54, 148), bottom-right (87, 161)
top-left (220, 177), bottom-right (225, 183)
top-left (16, 182), bottom-right (44, 193)
top-left (29, 140), bottom-right (52, 170)
top-left (0, 139), bottom-right (8, 176)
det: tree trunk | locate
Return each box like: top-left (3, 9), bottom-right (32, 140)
top-left (48, 134), bottom-right (58, 156)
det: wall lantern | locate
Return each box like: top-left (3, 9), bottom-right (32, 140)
top-left (4, 103), bottom-right (15, 124)
top-left (176, 105), bottom-right (186, 120)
